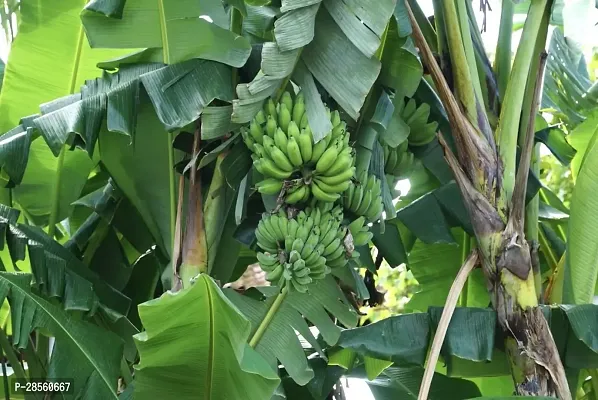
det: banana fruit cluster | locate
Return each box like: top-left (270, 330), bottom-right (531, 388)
top-left (339, 170), bottom-right (384, 223)
top-left (241, 91), bottom-right (356, 205)
top-left (347, 216), bottom-right (373, 248)
top-left (400, 98), bottom-right (438, 146)
top-left (383, 141), bottom-right (414, 179)
top-left (254, 205), bottom-right (352, 292)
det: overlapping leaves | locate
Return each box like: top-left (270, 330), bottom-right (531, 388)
top-left (231, 0), bottom-right (396, 141)
top-left (225, 276), bottom-right (358, 385)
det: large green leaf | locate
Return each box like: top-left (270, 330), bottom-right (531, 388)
top-left (565, 130), bottom-right (598, 303)
top-left (542, 28), bottom-right (596, 127)
top-left (0, 0), bottom-right (132, 224)
top-left (568, 110), bottom-right (598, 180)
top-left (0, 272), bottom-right (123, 399)
top-left (134, 274), bottom-right (279, 399)
top-left (0, 204), bottom-right (131, 316)
top-left (225, 276), bottom-right (358, 385)
top-left (1, 59), bottom-right (235, 257)
top-left (407, 229), bottom-right (489, 312)
top-left (345, 366), bottom-right (482, 400)
top-left (232, 0), bottom-right (394, 134)
top-left (81, 0), bottom-right (251, 67)
top-left (336, 305), bottom-right (598, 376)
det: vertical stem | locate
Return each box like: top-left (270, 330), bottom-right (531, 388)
top-left (230, 7), bottom-right (243, 88)
top-left (406, 0), bottom-right (437, 53)
top-left (120, 357), bottom-right (132, 385)
top-left (1, 359), bottom-right (9, 400)
top-left (0, 326), bottom-right (25, 381)
top-left (47, 147), bottom-right (66, 238)
top-left (168, 131), bottom-right (176, 259)
top-left (442, 0), bottom-right (477, 125)
top-left (455, 0), bottom-right (485, 111)
top-left (495, 0), bottom-right (514, 101)
top-left (180, 126), bottom-right (208, 287)
top-left (496, 0), bottom-right (549, 206)
top-left (248, 287), bottom-right (289, 348)
top-left (459, 233), bottom-right (471, 307)
top-left (518, 1), bottom-right (551, 299)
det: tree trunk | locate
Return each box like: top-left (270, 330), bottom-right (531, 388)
top-left (405, 2), bottom-right (571, 397)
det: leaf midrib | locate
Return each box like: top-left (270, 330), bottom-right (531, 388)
top-left (157, 0), bottom-right (170, 63)
top-left (205, 277), bottom-right (214, 400)
top-left (0, 274), bottom-right (118, 399)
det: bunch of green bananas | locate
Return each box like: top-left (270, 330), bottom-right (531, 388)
top-left (241, 91), bottom-right (356, 205)
top-left (254, 205), bottom-right (351, 292)
top-left (383, 140), bottom-right (414, 179)
top-left (339, 170), bottom-right (384, 223)
top-left (347, 216), bottom-right (373, 248)
top-left (400, 98), bottom-right (438, 146)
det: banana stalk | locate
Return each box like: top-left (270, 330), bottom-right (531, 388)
top-left (406, 2), bottom-right (571, 398)
top-left (179, 127), bottom-right (208, 287)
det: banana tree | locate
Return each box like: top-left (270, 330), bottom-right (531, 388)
top-left (0, 0), bottom-right (597, 399)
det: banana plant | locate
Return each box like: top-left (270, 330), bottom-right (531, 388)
top-left (0, 0), bottom-right (596, 399)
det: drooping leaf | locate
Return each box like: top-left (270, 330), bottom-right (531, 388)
top-left (0, 204), bottom-right (131, 316)
top-left (134, 274), bottom-right (280, 399)
top-left (0, 0), bottom-right (132, 223)
top-left (543, 29), bottom-right (596, 126)
top-left (565, 134), bottom-right (598, 303)
top-left (358, 366), bottom-right (482, 400)
top-left (226, 276), bottom-right (358, 385)
top-left (534, 126), bottom-right (576, 166)
top-left (568, 110), bottom-right (598, 180)
top-left (233, 0), bottom-right (393, 125)
top-left (0, 272), bottom-right (123, 399)
top-left (81, 0), bottom-right (251, 67)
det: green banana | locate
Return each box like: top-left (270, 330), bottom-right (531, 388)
top-left (258, 220), bottom-right (278, 244)
top-left (268, 145), bottom-right (294, 172)
top-left (265, 98), bottom-right (277, 120)
top-left (278, 212), bottom-right (289, 237)
top-left (281, 91), bottom-right (293, 114)
top-left (288, 219), bottom-right (300, 239)
top-left (297, 132), bottom-right (313, 162)
top-left (254, 110), bottom-right (266, 125)
top-left (256, 178), bottom-right (283, 195)
top-left (315, 144), bottom-right (339, 173)
top-left (365, 199), bottom-right (384, 222)
top-left (313, 178), bottom-right (350, 194)
top-left (286, 137), bottom-right (303, 167)
top-left (289, 250), bottom-right (301, 264)
top-left (259, 158), bottom-right (292, 179)
top-left (349, 182), bottom-right (363, 210)
top-left (348, 216), bottom-right (365, 234)
top-left (266, 264), bottom-right (284, 281)
top-left (287, 121), bottom-right (300, 139)
top-left (353, 231), bottom-right (373, 246)
top-left (257, 252), bottom-right (278, 267)
top-left (266, 115), bottom-right (277, 137)
top-left (285, 184), bottom-right (308, 204)
top-left (250, 121), bottom-right (264, 144)
top-left (278, 103), bottom-right (291, 133)
top-left (355, 191), bottom-right (372, 216)
top-left (292, 94), bottom-right (305, 124)
top-left (291, 238), bottom-right (304, 253)
top-left (274, 128), bottom-right (288, 154)
top-left (268, 215), bottom-right (284, 239)
top-left (311, 181), bottom-right (340, 203)
top-left (285, 237), bottom-right (294, 252)
top-left (331, 110), bottom-right (341, 127)
top-left (322, 153), bottom-right (353, 177)
top-left (326, 242), bottom-right (345, 260)
top-left (322, 238), bottom-right (342, 258)
top-left (299, 113), bottom-right (309, 130)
